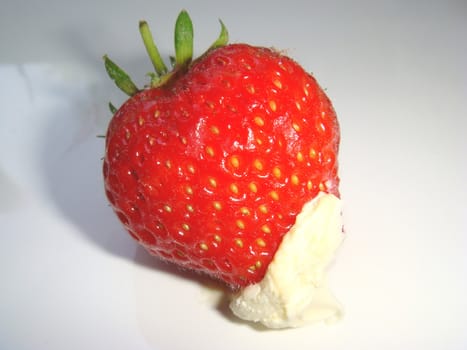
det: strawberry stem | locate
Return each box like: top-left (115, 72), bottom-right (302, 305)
top-left (103, 55), bottom-right (139, 96)
top-left (174, 10), bottom-right (194, 68)
top-left (139, 21), bottom-right (168, 76)
top-left (103, 10), bottom-right (230, 99)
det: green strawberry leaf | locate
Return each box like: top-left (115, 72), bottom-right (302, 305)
top-left (103, 55), bottom-right (139, 96)
top-left (139, 21), bottom-right (168, 76)
top-left (174, 10), bottom-right (194, 67)
top-left (109, 102), bottom-right (117, 114)
top-left (209, 19), bottom-right (229, 50)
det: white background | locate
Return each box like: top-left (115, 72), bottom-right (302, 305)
top-left (1, 0), bottom-right (466, 349)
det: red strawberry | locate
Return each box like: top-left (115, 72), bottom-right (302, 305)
top-left (103, 11), bottom-right (340, 288)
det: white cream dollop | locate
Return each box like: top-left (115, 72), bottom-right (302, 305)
top-left (229, 192), bottom-right (344, 328)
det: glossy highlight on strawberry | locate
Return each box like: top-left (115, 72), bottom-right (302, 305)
top-left (103, 11), bottom-right (340, 288)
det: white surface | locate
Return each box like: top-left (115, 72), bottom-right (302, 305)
top-left (1, 1), bottom-right (466, 349)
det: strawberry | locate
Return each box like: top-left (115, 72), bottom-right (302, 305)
top-left (103, 10), bottom-right (340, 288)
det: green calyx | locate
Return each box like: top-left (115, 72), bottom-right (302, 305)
top-left (104, 9), bottom-right (229, 109)
top-left (174, 10), bottom-right (194, 68)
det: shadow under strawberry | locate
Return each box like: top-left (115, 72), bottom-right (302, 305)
top-left (38, 79), bottom-right (135, 260)
top-left (37, 59), bottom-right (231, 311)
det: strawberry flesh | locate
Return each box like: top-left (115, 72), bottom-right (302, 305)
top-left (104, 44), bottom-right (339, 288)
